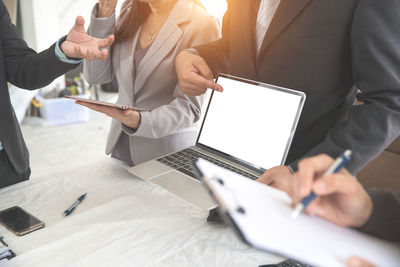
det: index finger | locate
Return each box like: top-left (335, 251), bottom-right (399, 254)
top-left (97, 35), bottom-right (115, 49)
top-left (187, 71), bottom-right (222, 92)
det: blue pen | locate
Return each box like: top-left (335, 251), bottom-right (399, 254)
top-left (63, 193), bottom-right (87, 217)
top-left (291, 150), bottom-right (352, 219)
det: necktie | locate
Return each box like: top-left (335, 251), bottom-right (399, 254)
top-left (256, 0), bottom-right (280, 54)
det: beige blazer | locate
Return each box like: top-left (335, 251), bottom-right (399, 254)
top-left (84, 0), bottom-right (220, 164)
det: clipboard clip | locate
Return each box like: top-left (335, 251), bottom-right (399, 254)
top-left (208, 176), bottom-right (246, 215)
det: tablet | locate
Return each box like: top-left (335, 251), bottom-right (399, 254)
top-left (64, 96), bottom-right (150, 112)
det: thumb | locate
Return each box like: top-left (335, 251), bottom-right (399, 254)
top-left (73, 16), bottom-right (85, 31)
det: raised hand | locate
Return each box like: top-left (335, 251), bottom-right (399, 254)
top-left (60, 16), bottom-right (115, 61)
top-left (98, 0), bottom-right (118, 18)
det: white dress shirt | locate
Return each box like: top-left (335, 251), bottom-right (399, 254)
top-left (256, 0), bottom-right (281, 54)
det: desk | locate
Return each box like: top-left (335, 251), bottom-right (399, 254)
top-left (0, 157), bottom-right (283, 267)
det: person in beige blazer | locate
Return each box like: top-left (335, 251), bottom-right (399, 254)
top-left (82, 0), bottom-right (220, 166)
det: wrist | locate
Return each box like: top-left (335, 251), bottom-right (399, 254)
top-left (129, 111), bottom-right (141, 129)
top-left (97, 6), bottom-right (114, 18)
top-left (355, 195), bottom-right (373, 228)
top-left (56, 36), bottom-right (82, 64)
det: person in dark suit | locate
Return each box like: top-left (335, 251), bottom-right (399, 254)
top-left (175, 1), bottom-right (400, 189)
top-left (288, 154), bottom-right (400, 267)
top-left (0, 1), bottom-right (114, 188)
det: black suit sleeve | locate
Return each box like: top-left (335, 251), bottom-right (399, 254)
top-left (358, 189), bottom-right (400, 243)
top-left (291, 0), bottom-right (400, 173)
top-left (193, 0), bottom-right (231, 75)
top-left (0, 2), bottom-right (78, 90)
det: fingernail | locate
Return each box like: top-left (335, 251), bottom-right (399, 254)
top-left (348, 258), bottom-right (363, 267)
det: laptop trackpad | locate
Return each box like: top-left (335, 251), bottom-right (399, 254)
top-left (150, 171), bottom-right (216, 210)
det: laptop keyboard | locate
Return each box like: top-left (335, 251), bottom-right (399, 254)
top-left (156, 148), bottom-right (258, 181)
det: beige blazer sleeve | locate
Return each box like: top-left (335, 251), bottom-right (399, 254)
top-left (131, 17), bottom-right (220, 139)
top-left (83, 4), bottom-right (115, 85)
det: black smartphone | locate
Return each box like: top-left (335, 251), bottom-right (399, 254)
top-left (0, 206), bottom-right (45, 236)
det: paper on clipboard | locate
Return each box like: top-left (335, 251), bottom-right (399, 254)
top-left (196, 158), bottom-right (400, 267)
top-left (64, 96), bottom-right (150, 112)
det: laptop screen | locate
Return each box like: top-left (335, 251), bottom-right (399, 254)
top-left (196, 74), bottom-right (305, 171)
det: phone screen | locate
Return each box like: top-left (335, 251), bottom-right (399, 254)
top-left (0, 206), bottom-right (44, 235)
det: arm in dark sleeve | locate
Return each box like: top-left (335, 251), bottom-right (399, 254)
top-left (0, 2), bottom-right (78, 90)
top-left (290, 0), bottom-right (400, 174)
top-left (193, 0), bottom-right (231, 75)
top-left (358, 189), bottom-right (400, 243)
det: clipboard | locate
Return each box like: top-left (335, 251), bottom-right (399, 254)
top-left (0, 236), bottom-right (16, 260)
top-left (64, 96), bottom-right (150, 112)
top-left (195, 158), bottom-right (400, 267)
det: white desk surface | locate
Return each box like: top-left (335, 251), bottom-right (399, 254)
top-left (0, 156), bottom-right (283, 267)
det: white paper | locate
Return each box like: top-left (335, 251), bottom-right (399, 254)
top-left (197, 158), bottom-right (400, 267)
top-left (0, 259), bottom-right (13, 267)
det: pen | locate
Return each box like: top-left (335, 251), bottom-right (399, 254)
top-left (290, 150), bottom-right (352, 219)
top-left (63, 193), bottom-right (87, 217)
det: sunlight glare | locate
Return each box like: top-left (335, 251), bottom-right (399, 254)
top-left (201, 0), bottom-right (227, 22)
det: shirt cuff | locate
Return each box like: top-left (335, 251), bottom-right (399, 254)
top-left (55, 36), bottom-right (83, 64)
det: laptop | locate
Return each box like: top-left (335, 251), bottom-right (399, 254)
top-left (128, 74), bottom-right (306, 210)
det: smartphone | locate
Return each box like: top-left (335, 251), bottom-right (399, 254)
top-left (0, 206), bottom-right (45, 236)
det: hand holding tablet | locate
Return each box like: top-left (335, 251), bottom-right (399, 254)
top-left (66, 96), bottom-right (148, 129)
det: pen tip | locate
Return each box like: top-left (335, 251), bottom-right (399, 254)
top-left (291, 204), bottom-right (303, 220)
top-left (344, 150), bottom-right (352, 158)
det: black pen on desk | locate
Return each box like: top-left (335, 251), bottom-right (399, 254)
top-left (291, 150), bottom-right (352, 219)
top-left (63, 193), bottom-right (87, 217)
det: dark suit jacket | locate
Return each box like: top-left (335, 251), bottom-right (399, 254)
top-left (0, 1), bottom-right (77, 174)
top-left (360, 189), bottom-right (400, 243)
top-left (195, 0), bottom-right (400, 173)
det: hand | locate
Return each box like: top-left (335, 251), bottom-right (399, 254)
top-left (175, 51), bottom-right (223, 96)
top-left (76, 101), bottom-right (141, 129)
top-left (292, 154), bottom-right (373, 227)
top-left (347, 257), bottom-right (376, 267)
top-left (98, 0), bottom-right (118, 18)
top-left (61, 16), bottom-right (115, 61)
top-left (257, 166), bottom-right (294, 193)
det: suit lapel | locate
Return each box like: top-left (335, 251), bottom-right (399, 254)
top-left (134, 0), bottom-right (191, 93)
top-left (116, 32), bottom-right (140, 104)
top-left (259, 0), bottom-right (311, 53)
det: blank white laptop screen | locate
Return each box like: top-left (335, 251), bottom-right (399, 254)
top-left (197, 75), bottom-right (305, 170)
